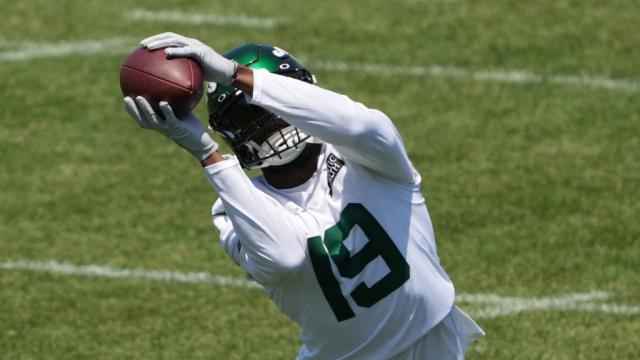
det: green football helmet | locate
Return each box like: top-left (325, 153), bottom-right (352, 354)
top-left (207, 43), bottom-right (316, 169)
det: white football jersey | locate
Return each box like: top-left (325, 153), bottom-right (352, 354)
top-left (205, 69), bottom-right (456, 359)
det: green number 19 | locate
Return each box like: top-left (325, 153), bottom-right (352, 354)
top-left (307, 203), bottom-right (410, 322)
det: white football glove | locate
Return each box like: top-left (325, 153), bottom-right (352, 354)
top-left (140, 32), bottom-right (237, 85)
top-left (124, 96), bottom-right (218, 161)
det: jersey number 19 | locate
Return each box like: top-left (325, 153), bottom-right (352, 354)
top-left (307, 203), bottom-right (410, 321)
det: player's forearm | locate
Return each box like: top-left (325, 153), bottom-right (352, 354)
top-left (227, 65), bottom-right (385, 150)
top-left (248, 69), bottom-right (416, 182)
top-left (247, 69), bottom-right (378, 145)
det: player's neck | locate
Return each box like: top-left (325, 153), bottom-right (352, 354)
top-left (262, 143), bottom-right (322, 189)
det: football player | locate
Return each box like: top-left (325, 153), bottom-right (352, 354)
top-left (124, 32), bottom-right (484, 359)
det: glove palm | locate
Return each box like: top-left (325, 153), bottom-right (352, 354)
top-left (124, 96), bottom-right (218, 161)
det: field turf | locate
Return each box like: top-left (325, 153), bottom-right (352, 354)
top-left (1, 0), bottom-right (639, 358)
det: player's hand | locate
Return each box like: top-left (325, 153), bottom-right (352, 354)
top-left (124, 96), bottom-right (218, 161)
top-left (140, 32), bottom-right (237, 85)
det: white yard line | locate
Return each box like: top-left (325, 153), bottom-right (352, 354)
top-left (124, 9), bottom-right (285, 29)
top-left (306, 60), bottom-right (640, 92)
top-left (0, 37), bottom-right (637, 93)
top-left (2, 258), bottom-right (639, 318)
top-left (0, 258), bottom-right (260, 289)
top-left (0, 38), bottom-right (131, 61)
top-left (457, 291), bottom-right (640, 319)
top-left (456, 291), bottom-right (611, 304)
top-left (575, 302), bottom-right (640, 315)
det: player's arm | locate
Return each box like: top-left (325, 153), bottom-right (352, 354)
top-left (237, 67), bottom-right (417, 183)
top-left (203, 156), bottom-right (310, 285)
top-left (123, 97), bottom-right (307, 285)
top-left (210, 194), bottom-right (311, 286)
top-left (210, 66), bottom-right (417, 184)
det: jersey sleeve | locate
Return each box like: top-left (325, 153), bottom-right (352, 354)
top-left (204, 156), bottom-right (311, 285)
top-left (211, 198), bottom-right (247, 269)
top-left (247, 69), bottom-right (418, 184)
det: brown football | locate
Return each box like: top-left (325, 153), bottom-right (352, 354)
top-left (120, 47), bottom-right (203, 117)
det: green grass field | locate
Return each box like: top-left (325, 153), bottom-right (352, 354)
top-left (1, 0), bottom-right (639, 358)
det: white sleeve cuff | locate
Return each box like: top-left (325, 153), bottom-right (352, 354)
top-left (203, 154), bottom-right (240, 175)
top-left (203, 155), bottom-right (244, 192)
top-left (244, 68), bottom-right (269, 105)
